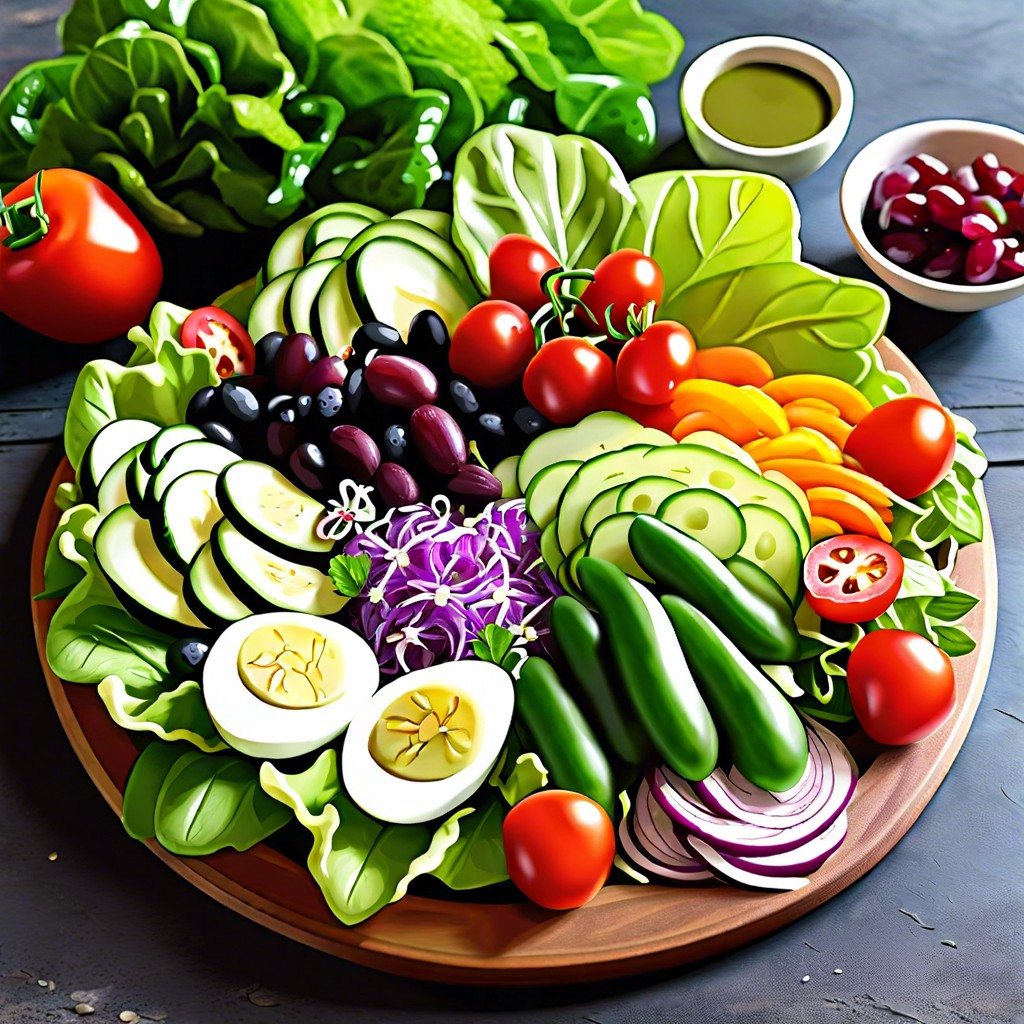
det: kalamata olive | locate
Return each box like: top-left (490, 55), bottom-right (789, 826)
top-left (410, 405), bottom-right (467, 475)
top-left (267, 420), bottom-right (301, 459)
top-left (266, 394), bottom-right (297, 423)
top-left (448, 377), bottom-right (480, 417)
top-left (375, 462), bottom-right (420, 508)
top-left (353, 321), bottom-right (404, 354)
top-left (406, 310), bottom-right (450, 371)
top-left (365, 355), bottom-right (439, 409)
top-left (300, 355), bottom-right (347, 397)
top-left (274, 333), bottom-right (322, 392)
top-left (166, 637), bottom-right (210, 678)
top-left (382, 423), bottom-right (412, 462)
top-left (311, 386), bottom-right (345, 435)
top-left (221, 381), bottom-right (261, 424)
top-left (512, 404), bottom-right (550, 438)
top-left (185, 385), bottom-right (223, 426)
top-left (447, 464), bottom-right (503, 499)
top-left (328, 424), bottom-right (380, 481)
top-left (254, 332), bottom-right (286, 375)
top-left (289, 441), bottom-right (330, 492)
top-left (199, 420), bottom-right (244, 455)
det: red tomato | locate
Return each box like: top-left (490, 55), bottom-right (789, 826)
top-left (803, 534), bottom-right (904, 623)
top-left (614, 393), bottom-right (684, 433)
top-left (580, 249), bottom-right (664, 335)
top-left (502, 790), bottom-right (615, 910)
top-left (488, 234), bottom-right (560, 315)
top-left (522, 337), bottom-right (616, 424)
top-left (844, 396), bottom-right (956, 499)
top-left (615, 320), bottom-right (696, 405)
top-left (0, 169), bottom-right (162, 343)
top-left (449, 300), bottom-right (536, 389)
top-left (847, 629), bottom-right (955, 745)
top-left (181, 306), bottom-right (255, 378)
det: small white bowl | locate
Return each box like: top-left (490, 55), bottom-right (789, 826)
top-left (840, 119), bottom-right (1024, 312)
top-left (681, 35), bottom-right (854, 183)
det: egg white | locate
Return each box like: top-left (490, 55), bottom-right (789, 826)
top-left (342, 661), bottom-right (514, 824)
top-left (203, 611), bottom-right (379, 759)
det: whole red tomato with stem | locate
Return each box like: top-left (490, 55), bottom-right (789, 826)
top-left (523, 336), bottom-right (616, 424)
top-left (579, 249), bottom-right (663, 335)
top-left (488, 234), bottom-right (560, 315)
top-left (0, 169), bottom-right (162, 343)
top-left (843, 396), bottom-right (956, 498)
top-left (502, 789), bottom-right (615, 910)
top-left (846, 629), bottom-right (955, 745)
top-left (181, 306), bottom-right (255, 378)
top-left (450, 299), bottom-right (536, 389)
top-left (803, 534), bottom-right (904, 624)
top-left (615, 320), bottom-right (696, 405)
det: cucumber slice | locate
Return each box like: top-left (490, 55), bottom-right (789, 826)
top-left (145, 441), bottom-right (241, 512)
top-left (141, 424), bottom-right (206, 474)
top-left (94, 504), bottom-right (209, 633)
top-left (247, 267), bottom-right (300, 341)
top-left (581, 487), bottom-right (622, 539)
top-left (264, 203), bottom-right (381, 281)
top-left (302, 209), bottom-right (381, 261)
top-left (216, 461), bottom-right (334, 563)
top-left (525, 460), bottom-right (581, 530)
top-left (288, 258), bottom-right (342, 337)
top-left (340, 221), bottom-right (476, 292)
top-left (393, 208), bottom-right (453, 240)
top-left (539, 520), bottom-right (563, 575)
top-left (157, 470), bottom-right (223, 572)
top-left (124, 452), bottom-right (153, 517)
top-left (585, 513), bottom-right (655, 583)
top-left (558, 546), bottom-right (586, 602)
top-left (80, 419), bottom-right (160, 504)
top-left (309, 238), bottom-right (351, 263)
top-left (211, 520), bottom-right (346, 616)
top-left (657, 488), bottom-right (746, 561)
top-left (185, 541), bottom-right (251, 624)
top-left (737, 505), bottom-right (803, 603)
top-left (493, 456), bottom-right (522, 499)
top-left (97, 443), bottom-right (147, 516)
top-left (616, 476), bottom-right (685, 516)
top-left (317, 261), bottom-right (362, 357)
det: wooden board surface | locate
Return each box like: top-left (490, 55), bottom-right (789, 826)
top-left (28, 339), bottom-right (998, 986)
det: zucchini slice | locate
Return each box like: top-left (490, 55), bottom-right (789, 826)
top-left (141, 423), bottom-right (206, 473)
top-left (80, 419), bottom-right (160, 504)
top-left (657, 488), bottom-right (747, 561)
top-left (185, 541), bottom-right (251, 624)
top-left (145, 440), bottom-right (241, 512)
top-left (157, 469), bottom-right (224, 572)
top-left (247, 267), bottom-right (300, 341)
top-left (97, 443), bottom-right (147, 516)
top-left (288, 258), bottom-right (342, 337)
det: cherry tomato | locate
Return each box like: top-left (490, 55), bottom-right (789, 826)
top-left (844, 396), bottom-right (956, 499)
top-left (502, 789), bottom-right (615, 910)
top-left (449, 299), bottom-right (536, 389)
top-left (614, 394), bottom-right (684, 433)
top-left (615, 320), bottom-right (696, 405)
top-left (181, 306), bottom-right (255, 378)
top-left (522, 337), bottom-right (616, 424)
top-left (0, 169), bottom-right (162, 343)
top-left (847, 629), bottom-right (955, 745)
top-left (488, 234), bottom-right (560, 315)
top-left (580, 249), bottom-right (664, 335)
top-left (803, 534), bottom-right (904, 623)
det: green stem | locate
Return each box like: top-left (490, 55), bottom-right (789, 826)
top-left (0, 171), bottom-right (50, 251)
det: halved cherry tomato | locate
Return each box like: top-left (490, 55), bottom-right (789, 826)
top-left (181, 306), bottom-right (255, 378)
top-left (614, 320), bottom-right (696, 405)
top-left (502, 789), bottom-right (615, 910)
top-left (523, 336), bottom-right (616, 424)
top-left (847, 629), bottom-right (955, 745)
top-left (449, 299), bottom-right (535, 389)
top-left (803, 533), bottom-right (904, 623)
top-left (488, 235), bottom-right (560, 316)
top-left (579, 249), bottom-right (663, 335)
top-left (843, 396), bottom-right (956, 499)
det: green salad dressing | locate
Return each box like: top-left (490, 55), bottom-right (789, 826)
top-left (702, 62), bottom-right (833, 148)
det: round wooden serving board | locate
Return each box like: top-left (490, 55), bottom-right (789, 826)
top-left (30, 339), bottom-right (997, 986)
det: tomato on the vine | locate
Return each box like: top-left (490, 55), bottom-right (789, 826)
top-left (488, 234), bottom-right (560, 316)
top-left (0, 169), bottom-right (162, 344)
top-left (449, 299), bottom-right (536, 390)
top-left (803, 534), bottom-right (904, 623)
top-left (522, 336), bottom-right (616, 424)
top-left (843, 396), bottom-right (956, 499)
top-left (502, 789), bottom-right (615, 910)
top-left (847, 630), bottom-right (955, 745)
top-left (615, 320), bottom-right (696, 405)
top-left (580, 249), bottom-right (663, 335)
top-left (181, 306), bottom-right (255, 378)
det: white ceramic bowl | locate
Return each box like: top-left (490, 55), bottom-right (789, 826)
top-left (680, 35), bottom-right (854, 183)
top-left (840, 119), bottom-right (1024, 312)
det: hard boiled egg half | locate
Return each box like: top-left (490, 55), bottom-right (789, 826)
top-left (203, 611), bottom-right (379, 759)
top-left (342, 661), bottom-right (514, 824)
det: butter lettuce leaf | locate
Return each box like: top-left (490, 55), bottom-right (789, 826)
top-left (36, 503), bottom-right (101, 601)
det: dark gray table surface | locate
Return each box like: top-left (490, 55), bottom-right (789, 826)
top-left (0, 1), bottom-right (1021, 1022)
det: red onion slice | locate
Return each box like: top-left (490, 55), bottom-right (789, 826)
top-left (684, 836), bottom-right (810, 892)
top-left (617, 812), bottom-right (714, 882)
top-left (705, 813), bottom-right (849, 878)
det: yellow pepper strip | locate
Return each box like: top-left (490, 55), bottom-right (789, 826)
top-left (745, 427), bottom-right (844, 465)
top-left (783, 397), bottom-right (842, 417)
top-left (783, 405), bottom-right (853, 448)
top-left (673, 379), bottom-right (787, 438)
top-left (810, 516), bottom-right (845, 542)
top-left (672, 410), bottom-right (760, 446)
top-left (763, 375), bottom-right (874, 424)
top-left (755, 459), bottom-right (893, 508)
top-left (807, 487), bottom-right (893, 543)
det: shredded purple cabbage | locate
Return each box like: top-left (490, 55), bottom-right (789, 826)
top-left (343, 498), bottom-right (561, 676)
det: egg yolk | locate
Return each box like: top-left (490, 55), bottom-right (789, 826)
top-left (369, 687), bottom-right (479, 782)
top-left (238, 623), bottom-right (344, 709)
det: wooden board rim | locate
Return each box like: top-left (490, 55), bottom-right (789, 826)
top-left (28, 339), bottom-right (998, 985)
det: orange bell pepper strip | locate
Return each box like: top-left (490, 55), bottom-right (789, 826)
top-left (692, 346), bottom-right (774, 387)
top-left (755, 459), bottom-right (893, 508)
top-left (810, 516), bottom-right (845, 542)
top-left (783, 405), bottom-right (853, 448)
top-left (672, 410), bottom-right (760, 445)
top-left (764, 375), bottom-right (873, 424)
top-left (743, 427), bottom-right (844, 465)
top-left (806, 487), bottom-right (893, 543)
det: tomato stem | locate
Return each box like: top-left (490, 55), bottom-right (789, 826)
top-left (0, 171), bottom-right (50, 251)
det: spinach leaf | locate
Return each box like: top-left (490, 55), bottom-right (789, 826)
top-left (933, 626), bottom-right (977, 658)
top-left (429, 796), bottom-right (508, 889)
top-left (122, 740), bottom-right (188, 841)
top-left (452, 124), bottom-right (635, 292)
top-left (930, 463), bottom-right (985, 545)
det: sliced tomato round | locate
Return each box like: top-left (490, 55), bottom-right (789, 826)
top-left (181, 306), bottom-right (255, 378)
top-left (803, 533), bottom-right (905, 623)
